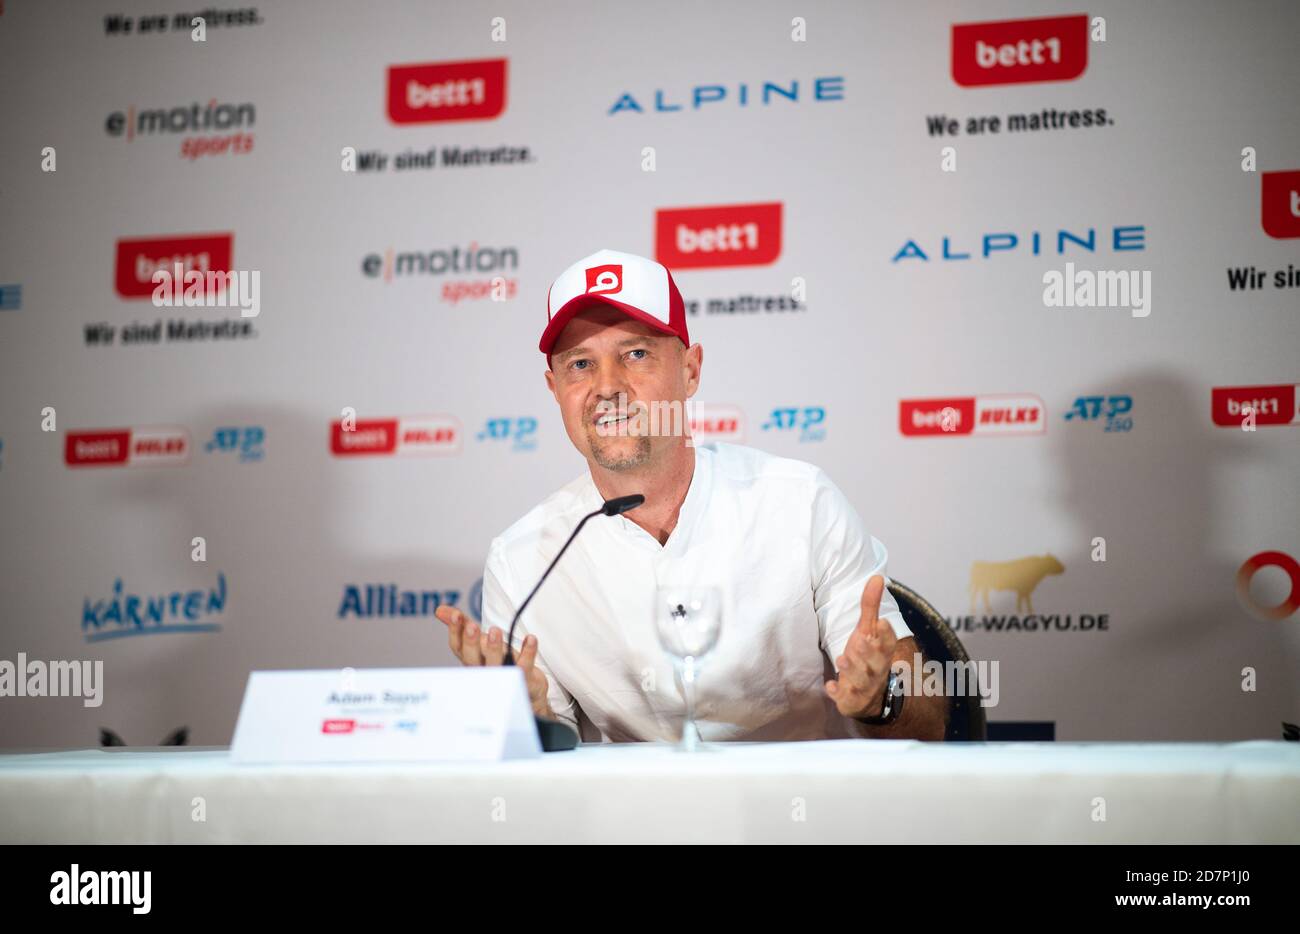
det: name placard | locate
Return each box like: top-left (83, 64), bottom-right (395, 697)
top-left (230, 667), bottom-right (541, 763)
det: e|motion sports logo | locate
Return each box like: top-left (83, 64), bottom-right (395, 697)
top-left (361, 242), bottom-right (519, 305)
top-left (105, 98), bottom-right (255, 160)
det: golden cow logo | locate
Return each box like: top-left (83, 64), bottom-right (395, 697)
top-left (970, 554), bottom-right (1064, 613)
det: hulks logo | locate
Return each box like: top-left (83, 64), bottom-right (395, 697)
top-left (330, 416), bottom-right (461, 456)
top-left (900, 395), bottom-right (1045, 437)
top-left (65, 427), bottom-right (190, 467)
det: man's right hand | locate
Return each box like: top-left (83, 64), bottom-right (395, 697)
top-left (434, 606), bottom-right (555, 720)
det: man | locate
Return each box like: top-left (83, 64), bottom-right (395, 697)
top-left (435, 249), bottom-right (946, 742)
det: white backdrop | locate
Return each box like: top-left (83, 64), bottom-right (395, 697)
top-left (1, 0), bottom-right (1297, 747)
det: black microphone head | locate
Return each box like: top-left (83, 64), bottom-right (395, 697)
top-left (602, 493), bottom-right (645, 516)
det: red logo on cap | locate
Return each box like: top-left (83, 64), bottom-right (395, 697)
top-left (585, 264), bottom-right (623, 295)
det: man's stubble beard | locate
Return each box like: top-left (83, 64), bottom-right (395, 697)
top-left (585, 425), bottom-right (653, 471)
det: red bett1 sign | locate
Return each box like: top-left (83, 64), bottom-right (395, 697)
top-left (114, 233), bottom-right (233, 300)
top-left (387, 59), bottom-right (507, 124)
top-left (1261, 170), bottom-right (1300, 239)
top-left (951, 14), bottom-right (1089, 87)
top-left (655, 202), bottom-right (782, 269)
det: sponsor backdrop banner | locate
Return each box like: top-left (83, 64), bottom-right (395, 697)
top-left (0, 0), bottom-right (1296, 746)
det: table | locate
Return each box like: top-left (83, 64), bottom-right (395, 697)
top-left (2, 741), bottom-right (1297, 843)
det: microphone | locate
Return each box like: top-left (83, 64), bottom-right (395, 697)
top-left (601, 493), bottom-right (646, 517)
top-left (503, 494), bottom-right (645, 751)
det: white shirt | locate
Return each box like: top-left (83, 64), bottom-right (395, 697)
top-left (481, 441), bottom-right (911, 742)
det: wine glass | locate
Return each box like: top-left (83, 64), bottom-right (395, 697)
top-left (654, 586), bottom-right (722, 752)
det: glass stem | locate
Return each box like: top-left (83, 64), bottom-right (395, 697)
top-left (682, 655), bottom-right (698, 751)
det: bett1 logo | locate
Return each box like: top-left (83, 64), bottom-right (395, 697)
top-left (952, 14), bottom-right (1093, 87)
top-left (386, 59), bottom-right (506, 124)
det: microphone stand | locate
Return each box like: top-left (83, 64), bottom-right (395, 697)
top-left (502, 494), bottom-right (644, 751)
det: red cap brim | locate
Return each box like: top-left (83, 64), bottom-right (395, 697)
top-left (539, 293), bottom-right (682, 355)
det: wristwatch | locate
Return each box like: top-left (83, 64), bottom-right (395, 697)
top-left (854, 668), bottom-right (904, 726)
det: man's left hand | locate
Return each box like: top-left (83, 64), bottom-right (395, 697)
top-left (824, 574), bottom-right (897, 719)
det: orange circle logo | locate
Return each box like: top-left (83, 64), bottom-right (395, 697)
top-left (1236, 551), bottom-right (1300, 621)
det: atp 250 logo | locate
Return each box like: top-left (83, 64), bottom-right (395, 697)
top-left (476, 417), bottom-right (537, 452)
top-left (761, 406), bottom-right (824, 443)
top-left (1064, 395), bottom-right (1132, 432)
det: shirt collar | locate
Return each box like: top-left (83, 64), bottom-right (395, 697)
top-left (583, 443), bottom-right (713, 553)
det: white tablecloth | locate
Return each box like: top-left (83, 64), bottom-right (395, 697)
top-left (2, 740), bottom-right (1297, 843)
